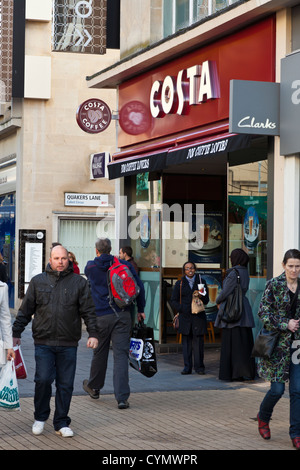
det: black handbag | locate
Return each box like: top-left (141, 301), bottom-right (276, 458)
top-left (221, 268), bottom-right (243, 323)
top-left (251, 328), bottom-right (279, 359)
top-left (129, 320), bottom-right (157, 378)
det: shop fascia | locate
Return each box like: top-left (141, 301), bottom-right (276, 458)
top-left (150, 60), bottom-right (220, 118)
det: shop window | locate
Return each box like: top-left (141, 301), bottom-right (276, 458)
top-left (124, 173), bottom-right (161, 341)
top-left (59, 218), bottom-right (115, 274)
top-left (228, 159), bottom-right (268, 335)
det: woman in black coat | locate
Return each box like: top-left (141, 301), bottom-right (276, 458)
top-left (171, 261), bottom-right (209, 375)
top-left (214, 248), bottom-right (256, 381)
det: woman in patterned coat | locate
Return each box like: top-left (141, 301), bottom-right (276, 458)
top-left (256, 249), bottom-right (300, 449)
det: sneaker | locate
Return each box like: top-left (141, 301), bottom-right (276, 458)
top-left (55, 427), bottom-right (74, 438)
top-left (32, 420), bottom-right (45, 435)
top-left (118, 400), bottom-right (130, 409)
top-left (82, 379), bottom-right (99, 399)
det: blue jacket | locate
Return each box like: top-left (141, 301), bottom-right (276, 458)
top-left (84, 254), bottom-right (145, 317)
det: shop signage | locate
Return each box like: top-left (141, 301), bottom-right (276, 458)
top-left (90, 152), bottom-right (110, 179)
top-left (166, 134), bottom-right (250, 167)
top-left (53, 0), bottom-right (106, 55)
top-left (18, 230), bottom-right (46, 298)
top-left (65, 193), bottom-right (109, 207)
top-left (76, 98), bottom-right (111, 133)
top-left (150, 61), bottom-right (220, 118)
top-left (107, 151), bottom-right (168, 180)
top-left (229, 80), bottom-right (280, 136)
top-left (280, 52), bottom-right (300, 155)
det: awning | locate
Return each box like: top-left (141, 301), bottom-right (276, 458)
top-left (166, 133), bottom-right (251, 167)
top-left (107, 150), bottom-right (167, 180)
top-left (107, 133), bottom-right (251, 180)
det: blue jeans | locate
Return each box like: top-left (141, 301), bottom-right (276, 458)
top-left (34, 345), bottom-right (77, 431)
top-left (259, 348), bottom-right (300, 438)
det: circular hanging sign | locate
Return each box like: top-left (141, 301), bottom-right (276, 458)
top-left (76, 98), bottom-right (112, 134)
top-left (119, 100), bottom-right (151, 135)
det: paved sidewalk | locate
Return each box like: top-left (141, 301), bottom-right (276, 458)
top-left (1, 322), bottom-right (295, 452)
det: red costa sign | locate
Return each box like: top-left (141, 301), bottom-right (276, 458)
top-left (76, 98), bottom-right (111, 134)
top-left (118, 17), bottom-right (275, 147)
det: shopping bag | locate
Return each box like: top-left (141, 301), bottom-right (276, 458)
top-left (13, 345), bottom-right (27, 379)
top-left (0, 360), bottom-right (20, 410)
top-left (129, 320), bottom-right (157, 378)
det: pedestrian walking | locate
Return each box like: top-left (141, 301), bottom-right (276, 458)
top-left (12, 245), bottom-right (98, 438)
top-left (214, 248), bottom-right (256, 381)
top-left (83, 237), bottom-right (145, 409)
top-left (0, 280), bottom-right (15, 363)
top-left (170, 261), bottom-right (209, 375)
top-left (256, 248), bottom-right (300, 449)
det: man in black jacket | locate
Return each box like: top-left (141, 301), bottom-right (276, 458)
top-left (12, 245), bottom-right (98, 438)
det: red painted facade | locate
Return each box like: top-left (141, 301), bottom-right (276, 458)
top-left (118, 17), bottom-right (276, 149)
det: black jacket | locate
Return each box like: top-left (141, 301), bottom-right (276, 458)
top-left (214, 265), bottom-right (255, 329)
top-left (170, 274), bottom-right (209, 336)
top-left (13, 263), bottom-right (97, 346)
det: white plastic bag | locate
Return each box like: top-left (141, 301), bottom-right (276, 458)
top-left (0, 360), bottom-right (20, 410)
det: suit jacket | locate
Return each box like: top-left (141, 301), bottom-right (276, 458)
top-left (170, 274), bottom-right (209, 336)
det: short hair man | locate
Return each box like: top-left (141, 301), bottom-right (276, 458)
top-left (83, 238), bottom-right (145, 409)
top-left (119, 245), bottom-right (139, 274)
top-left (13, 245), bottom-right (98, 437)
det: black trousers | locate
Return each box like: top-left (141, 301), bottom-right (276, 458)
top-left (182, 332), bottom-right (205, 372)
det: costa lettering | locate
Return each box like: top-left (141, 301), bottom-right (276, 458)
top-left (150, 60), bottom-right (220, 118)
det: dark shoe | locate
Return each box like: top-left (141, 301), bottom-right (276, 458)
top-left (292, 437), bottom-right (300, 449)
top-left (118, 400), bottom-right (130, 409)
top-left (196, 369), bottom-right (205, 375)
top-left (257, 413), bottom-right (270, 440)
top-left (82, 379), bottom-right (99, 399)
top-left (181, 369), bottom-right (192, 375)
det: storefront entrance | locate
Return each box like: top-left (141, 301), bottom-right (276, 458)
top-left (122, 136), bottom-right (269, 345)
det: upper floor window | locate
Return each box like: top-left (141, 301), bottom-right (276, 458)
top-left (52, 0), bottom-right (107, 54)
top-left (163, 0), bottom-right (238, 37)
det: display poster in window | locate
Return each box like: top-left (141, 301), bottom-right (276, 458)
top-left (229, 196), bottom-right (267, 252)
top-left (189, 211), bottom-right (224, 265)
top-left (197, 269), bottom-right (223, 322)
top-left (18, 230), bottom-right (46, 298)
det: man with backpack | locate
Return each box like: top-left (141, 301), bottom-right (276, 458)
top-left (83, 237), bottom-right (145, 409)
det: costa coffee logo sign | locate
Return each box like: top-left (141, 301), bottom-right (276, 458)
top-left (150, 60), bottom-right (220, 118)
top-left (76, 98), bottom-right (111, 133)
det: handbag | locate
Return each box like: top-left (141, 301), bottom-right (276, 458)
top-left (191, 291), bottom-right (205, 314)
top-left (0, 360), bottom-right (20, 410)
top-left (221, 268), bottom-right (243, 323)
top-left (13, 345), bottom-right (27, 379)
top-left (251, 328), bottom-right (279, 359)
top-left (129, 320), bottom-right (157, 378)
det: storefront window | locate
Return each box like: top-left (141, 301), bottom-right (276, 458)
top-left (125, 173), bottom-right (162, 341)
top-left (0, 193), bottom-right (15, 307)
top-left (228, 159), bottom-right (268, 334)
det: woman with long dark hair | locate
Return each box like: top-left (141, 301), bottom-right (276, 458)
top-left (214, 248), bottom-right (255, 381)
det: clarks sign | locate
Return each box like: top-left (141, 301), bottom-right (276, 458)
top-left (150, 60), bottom-right (220, 118)
top-left (229, 80), bottom-right (280, 136)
